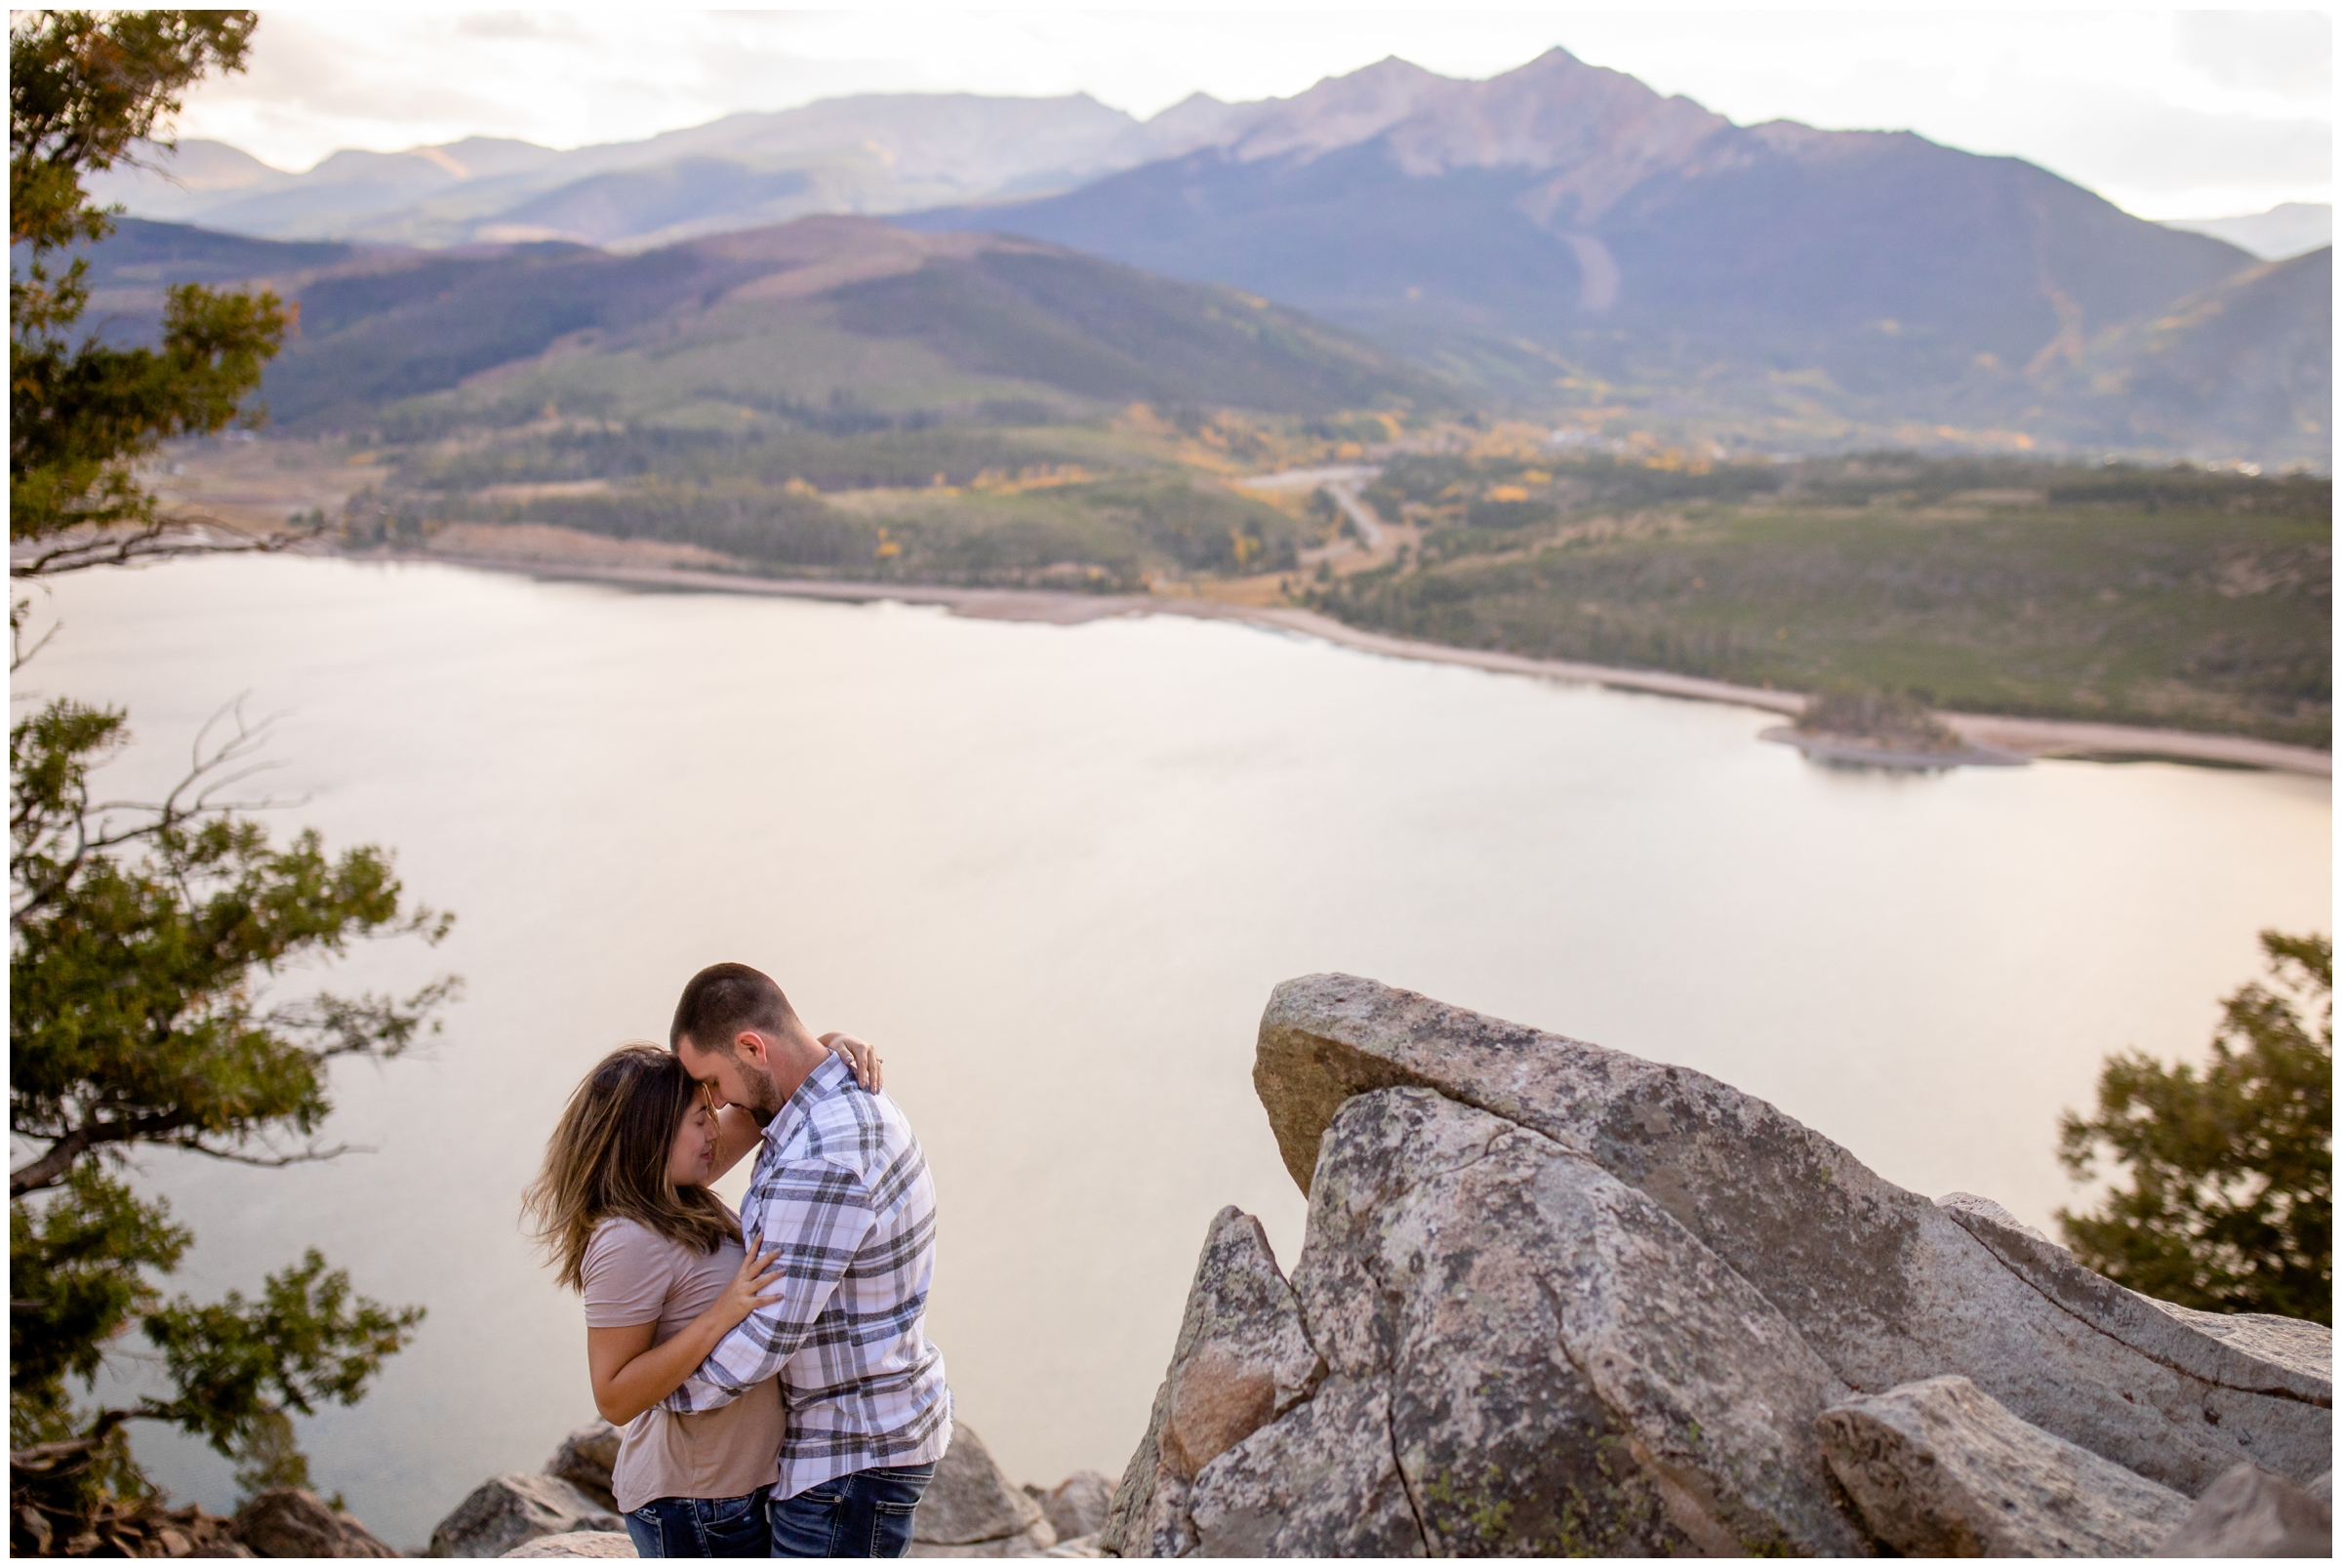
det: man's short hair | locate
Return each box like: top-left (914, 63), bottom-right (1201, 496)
top-left (670, 962), bottom-right (796, 1056)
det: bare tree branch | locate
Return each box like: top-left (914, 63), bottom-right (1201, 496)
top-left (10, 509), bottom-right (327, 582)
top-left (11, 695), bottom-right (296, 928)
top-left (11, 592), bottom-right (62, 674)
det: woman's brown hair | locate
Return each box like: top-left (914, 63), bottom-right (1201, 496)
top-left (523, 1043), bottom-right (741, 1291)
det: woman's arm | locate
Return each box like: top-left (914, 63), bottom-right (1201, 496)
top-left (707, 1033), bottom-right (883, 1181)
top-left (586, 1245), bottom-right (784, 1426)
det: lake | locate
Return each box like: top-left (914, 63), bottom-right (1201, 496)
top-left (21, 553), bottom-right (2329, 1548)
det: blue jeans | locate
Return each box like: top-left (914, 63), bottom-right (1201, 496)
top-left (625, 1485), bottom-right (773, 1557)
top-left (768, 1463), bottom-right (936, 1558)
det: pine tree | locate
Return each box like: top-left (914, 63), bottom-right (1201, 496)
top-left (2058, 932), bottom-right (2332, 1325)
top-left (10, 12), bottom-right (456, 1550)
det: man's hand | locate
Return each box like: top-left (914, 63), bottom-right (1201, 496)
top-left (822, 1031), bottom-right (884, 1091)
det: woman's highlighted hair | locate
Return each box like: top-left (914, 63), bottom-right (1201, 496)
top-left (523, 1043), bottom-right (739, 1291)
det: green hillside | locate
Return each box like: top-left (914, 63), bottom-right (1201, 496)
top-left (243, 217), bottom-right (1446, 428)
top-left (1311, 452), bottom-right (2330, 744)
top-left (141, 214), bottom-right (1437, 586)
top-left (2039, 248), bottom-right (2332, 463)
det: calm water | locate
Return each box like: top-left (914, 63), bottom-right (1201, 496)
top-left (22, 554), bottom-right (2329, 1548)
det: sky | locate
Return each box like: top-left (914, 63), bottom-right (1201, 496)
top-left (170, 6), bottom-right (2332, 221)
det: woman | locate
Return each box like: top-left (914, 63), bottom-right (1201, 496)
top-left (523, 1039), bottom-right (878, 1556)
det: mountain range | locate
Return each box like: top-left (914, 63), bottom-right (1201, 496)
top-left (87, 92), bottom-right (1258, 251)
top-left (92, 72), bottom-right (2331, 264)
top-left (61, 215), bottom-right (1443, 431)
top-left (75, 49), bottom-right (2331, 463)
top-left (905, 52), bottom-right (2325, 456)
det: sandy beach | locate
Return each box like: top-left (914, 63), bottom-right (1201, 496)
top-left (378, 545), bottom-right (2333, 780)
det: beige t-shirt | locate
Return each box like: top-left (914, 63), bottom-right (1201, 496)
top-left (581, 1214), bottom-right (785, 1512)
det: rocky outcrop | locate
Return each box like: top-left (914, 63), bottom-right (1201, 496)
top-left (10, 1434), bottom-right (254, 1557)
top-left (1103, 972), bottom-right (2335, 1557)
top-left (432, 1415), bottom-right (1104, 1561)
top-left (430, 1474), bottom-right (624, 1558)
top-left (1816, 1376), bottom-right (2192, 1555)
top-left (502, 1531), bottom-right (638, 1558)
top-left (2152, 1463), bottom-right (2333, 1557)
top-left (1027, 1471), bottom-right (1111, 1545)
top-left (911, 1421), bottom-right (1057, 1557)
top-left (545, 1422), bottom-right (622, 1513)
top-left (1104, 1208), bottom-right (1325, 1557)
top-left (232, 1487), bottom-right (402, 1558)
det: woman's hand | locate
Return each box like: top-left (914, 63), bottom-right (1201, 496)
top-left (714, 1243), bottom-right (786, 1332)
top-left (822, 1031), bottom-right (884, 1091)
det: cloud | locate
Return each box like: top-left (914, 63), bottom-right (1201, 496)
top-left (2175, 10), bottom-right (2332, 99)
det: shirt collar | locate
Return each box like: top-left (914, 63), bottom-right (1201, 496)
top-left (763, 1049), bottom-right (853, 1149)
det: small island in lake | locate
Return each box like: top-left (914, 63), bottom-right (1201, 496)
top-left (1764, 688), bottom-right (2029, 770)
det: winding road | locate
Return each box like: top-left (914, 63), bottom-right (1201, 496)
top-left (1238, 464), bottom-right (1385, 547)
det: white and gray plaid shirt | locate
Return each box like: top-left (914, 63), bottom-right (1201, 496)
top-left (664, 1052), bottom-right (951, 1498)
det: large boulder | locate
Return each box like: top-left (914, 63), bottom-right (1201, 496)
top-left (1110, 1093), bottom-right (1869, 1555)
top-left (232, 1487), bottom-right (400, 1557)
top-left (1102, 1207), bottom-right (1324, 1557)
top-left (1104, 973), bottom-right (2334, 1557)
top-left (1251, 973), bottom-right (2331, 1494)
top-left (502, 1533), bottom-right (638, 1559)
top-left (545, 1422), bottom-right (622, 1512)
top-left (430, 1474), bottom-right (624, 1558)
top-left (1816, 1375), bottom-right (2192, 1555)
top-left (1029, 1471), bottom-right (1111, 1546)
top-left (910, 1422), bottom-right (1056, 1557)
top-left (2152, 1463), bottom-right (2333, 1557)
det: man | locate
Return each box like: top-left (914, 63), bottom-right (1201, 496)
top-left (664, 961), bottom-right (951, 1558)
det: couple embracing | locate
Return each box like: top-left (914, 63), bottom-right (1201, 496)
top-left (524, 963), bottom-right (949, 1557)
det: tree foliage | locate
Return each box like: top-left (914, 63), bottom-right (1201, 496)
top-left (2058, 932), bottom-right (2332, 1325)
top-left (9, 11), bottom-right (455, 1545)
top-left (10, 9), bottom-right (296, 575)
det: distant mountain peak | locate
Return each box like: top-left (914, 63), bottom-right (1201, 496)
top-left (1508, 44), bottom-right (1596, 75)
top-left (1216, 55), bottom-right (1463, 164)
top-left (1386, 46), bottom-right (1725, 202)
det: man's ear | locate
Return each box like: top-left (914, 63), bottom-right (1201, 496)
top-left (736, 1029), bottom-right (769, 1065)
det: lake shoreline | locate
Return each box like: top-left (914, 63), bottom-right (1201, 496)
top-left (360, 547), bottom-right (2333, 779)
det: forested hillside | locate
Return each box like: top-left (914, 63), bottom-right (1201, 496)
top-left (1306, 452), bottom-right (2330, 744)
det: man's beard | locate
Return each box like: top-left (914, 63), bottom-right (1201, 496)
top-left (743, 1059), bottom-right (785, 1124)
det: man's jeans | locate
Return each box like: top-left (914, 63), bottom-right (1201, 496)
top-left (768, 1463), bottom-right (936, 1558)
top-left (624, 1485), bottom-right (773, 1557)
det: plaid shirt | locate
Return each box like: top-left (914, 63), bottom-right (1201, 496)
top-left (664, 1052), bottom-right (951, 1498)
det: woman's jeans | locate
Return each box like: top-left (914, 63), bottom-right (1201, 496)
top-left (767, 1463), bottom-right (936, 1558)
top-left (624, 1485), bottom-right (773, 1557)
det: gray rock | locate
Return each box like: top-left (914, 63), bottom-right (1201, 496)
top-left (1032, 1471), bottom-right (1111, 1546)
top-left (908, 1519), bottom-right (1056, 1557)
top-left (501, 1532), bottom-right (639, 1559)
top-left (1935, 1190), bottom-right (2053, 1245)
top-left (1297, 1087), bottom-right (1863, 1555)
top-left (1941, 1195), bottom-right (2333, 1403)
top-left (1253, 972), bottom-right (2333, 1494)
top-left (1817, 1374), bottom-right (2192, 1555)
top-left (1187, 1374), bottom-right (1425, 1557)
top-left (231, 1487), bottom-right (400, 1558)
top-left (1039, 1533), bottom-right (1101, 1558)
top-left (912, 1422), bottom-right (1051, 1550)
top-left (2153, 1462), bottom-right (2333, 1557)
top-left (545, 1422), bottom-right (623, 1512)
top-left (429, 1474), bottom-right (625, 1558)
top-left (1113, 1091), bottom-right (1870, 1556)
top-left (1101, 1207), bottom-right (1322, 1558)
